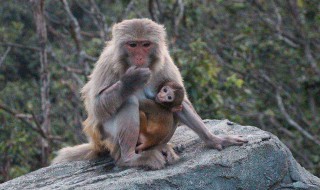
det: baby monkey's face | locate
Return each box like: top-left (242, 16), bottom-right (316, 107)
top-left (155, 85), bottom-right (175, 103)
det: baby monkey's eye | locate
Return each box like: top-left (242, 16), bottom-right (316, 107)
top-left (168, 96), bottom-right (172, 100)
top-left (163, 88), bottom-right (167, 92)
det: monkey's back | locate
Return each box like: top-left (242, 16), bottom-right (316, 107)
top-left (138, 109), bottom-right (176, 151)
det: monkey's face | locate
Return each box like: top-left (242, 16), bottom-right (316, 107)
top-left (124, 40), bottom-right (155, 68)
top-left (156, 86), bottom-right (175, 103)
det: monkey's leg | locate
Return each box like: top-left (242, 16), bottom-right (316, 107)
top-left (160, 143), bottom-right (180, 164)
top-left (177, 101), bottom-right (248, 150)
top-left (135, 143), bottom-right (150, 153)
top-left (139, 111), bottom-right (148, 135)
top-left (136, 111), bottom-right (149, 153)
top-left (115, 96), bottom-right (166, 169)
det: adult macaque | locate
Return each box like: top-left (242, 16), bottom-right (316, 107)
top-left (136, 81), bottom-right (184, 154)
top-left (52, 18), bottom-right (247, 169)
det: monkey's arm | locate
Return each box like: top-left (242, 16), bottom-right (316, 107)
top-left (139, 99), bottom-right (164, 114)
top-left (94, 66), bottom-right (151, 122)
top-left (176, 99), bottom-right (248, 150)
top-left (144, 87), bottom-right (155, 99)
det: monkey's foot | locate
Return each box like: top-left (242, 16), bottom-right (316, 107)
top-left (117, 149), bottom-right (166, 170)
top-left (161, 144), bottom-right (180, 164)
top-left (140, 149), bottom-right (166, 170)
top-left (206, 135), bottom-right (248, 150)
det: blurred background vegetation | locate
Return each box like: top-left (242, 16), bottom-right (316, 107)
top-left (0, 0), bottom-right (319, 182)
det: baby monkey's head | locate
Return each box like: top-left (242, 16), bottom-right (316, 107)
top-left (155, 81), bottom-right (184, 112)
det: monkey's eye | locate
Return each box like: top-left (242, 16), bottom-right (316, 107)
top-left (128, 42), bottom-right (137, 47)
top-left (168, 96), bottom-right (172, 100)
top-left (163, 88), bottom-right (167, 92)
top-left (143, 42), bottom-right (151, 47)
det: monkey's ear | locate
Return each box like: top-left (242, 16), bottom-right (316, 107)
top-left (171, 105), bottom-right (183, 112)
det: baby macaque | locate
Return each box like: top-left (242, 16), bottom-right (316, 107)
top-left (136, 81), bottom-right (185, 153)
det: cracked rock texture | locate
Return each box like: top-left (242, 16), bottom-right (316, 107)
top-left (1, 120), bottom-right (320, 190)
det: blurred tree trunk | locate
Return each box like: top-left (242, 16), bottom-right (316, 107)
top-left (31, 0), bottom-right (51, 166)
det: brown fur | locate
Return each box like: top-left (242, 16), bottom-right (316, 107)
top-left (52, 18), bottom-right (247, 169)
top-left (157, 81), bottom-right (184, 109)
top-left (52, 19), bottom-right (182, 168)
top-left (52, 144), bottom-right (96, 163)
top-left (137, 82), bottom-right (184, 153)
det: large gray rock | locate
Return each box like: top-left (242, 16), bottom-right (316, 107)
top-left (1, 120), bottom-right (319, 190)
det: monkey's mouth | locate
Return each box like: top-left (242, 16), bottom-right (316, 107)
top-left (135, 62), bottom-right (150, 68)
top-left (156, 95), bottom-right (164, 103)
top-left (156, 94), bottom-right (168, 103)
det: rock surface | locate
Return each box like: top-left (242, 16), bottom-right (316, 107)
top-left (1, 120), bottom-right (320, 190)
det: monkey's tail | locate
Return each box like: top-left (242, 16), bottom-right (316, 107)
top-left (51, 143), bottom-right (98, 164)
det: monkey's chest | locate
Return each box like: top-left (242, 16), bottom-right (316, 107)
top-left (137, 85), bottom-right (156, 100)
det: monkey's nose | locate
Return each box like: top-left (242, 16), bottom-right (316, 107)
top-left (157, 95), bottom-right (164, 101)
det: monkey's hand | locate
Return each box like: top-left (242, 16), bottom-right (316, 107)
top-left (205, 135), bottom-right (248, 150)
top-left (171, 104), bottom-right (183, 112)
top-left (121, 66), bottom-right (151, 93)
